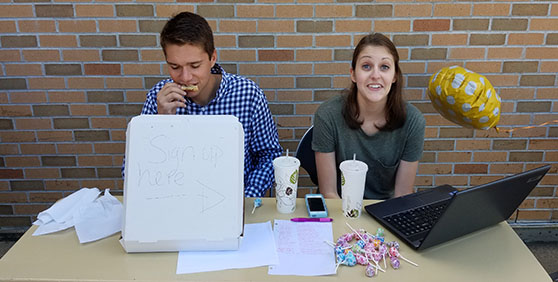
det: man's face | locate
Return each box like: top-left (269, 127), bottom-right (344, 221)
top-left (164, 43), bottom-right (216, 103)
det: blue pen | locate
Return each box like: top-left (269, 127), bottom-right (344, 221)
top-left (291, 217), bottom-right (333, 222)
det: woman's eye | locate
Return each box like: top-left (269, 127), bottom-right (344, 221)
top-left (381, 65), bottom-right (390, 70)
top-left (362, 64), bottom-right (371, 70)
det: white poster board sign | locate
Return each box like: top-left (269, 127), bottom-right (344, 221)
top-left (120, 115), bottom-right (244, 252)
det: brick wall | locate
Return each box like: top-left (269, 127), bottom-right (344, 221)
top-left (0, 1), bottom-right (557, 229)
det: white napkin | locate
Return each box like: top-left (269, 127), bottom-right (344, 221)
top-left (74, 189), bottom-right (123, 243)
top-left (32, 188), bottom-right (123, 244)
top-left (33, 188), bottom-right (101, 236)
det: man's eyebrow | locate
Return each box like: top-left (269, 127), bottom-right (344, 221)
top-left (166, 60), bottom-right (203, 65)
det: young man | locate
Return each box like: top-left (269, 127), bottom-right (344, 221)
top-left (128, 11), bottom-right (282, 197)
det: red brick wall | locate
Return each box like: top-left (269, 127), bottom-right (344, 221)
top-left (0, 1), bottom-right (557, 229)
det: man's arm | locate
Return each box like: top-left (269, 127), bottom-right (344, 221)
top-left (122, 79), bottom-right (172, 177)
top-left (243, 91), bottom-right (282, 197)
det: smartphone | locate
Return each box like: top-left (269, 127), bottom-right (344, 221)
top-left (305, 194), bottom-right (328, 218)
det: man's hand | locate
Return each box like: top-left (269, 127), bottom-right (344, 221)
top-left (156, 82), bottom-right (187, 114)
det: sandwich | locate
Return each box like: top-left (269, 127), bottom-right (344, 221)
top-left (180, 85), bottom-right (198, 91)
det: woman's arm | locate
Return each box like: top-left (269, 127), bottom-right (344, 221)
top-left (393, 160), bottom-right (419, 198)
top-left (315, 151), bottom-right (341, 199)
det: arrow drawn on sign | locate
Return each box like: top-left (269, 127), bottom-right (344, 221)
top-left (196, 180), bottom-right (226, 213)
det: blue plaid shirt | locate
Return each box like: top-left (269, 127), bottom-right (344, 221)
top-left (137, 64), bottom-right (282, 197)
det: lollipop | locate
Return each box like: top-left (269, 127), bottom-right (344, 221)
top-left (251, 198), bottom-right (262, 214)
top-left (351, 243), bottom-right (362, 254)
top-left (332, 225), bottom-right (419, 276)
top-left (376, 227), bottom-right (385, 242)
top-left (379, 244), bottom-right (388, 269)
top-left (365, 252), bottom-right (386, 273)
top-left (355, 253), bottom-right (369, 265)
top-left (340, 232), bottom-right (354, 243)
top-left (356, 239), bottom-right (366, 249)
top-left (365, 264), bottom-right (376, 277)
top-left (344, 250), bottom-right (357, 266)
top-left (345, 222), bottom-right (366, 241)
top-left (389, 246), bottom-right (419, 267)
top-left (390, 256), bottom-right (400, 269)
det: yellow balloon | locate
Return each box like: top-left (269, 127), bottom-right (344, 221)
top-left (428, 66), bottom-right (501, 130)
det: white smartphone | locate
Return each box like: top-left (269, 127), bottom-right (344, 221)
top-left (305, 194), bottom-right (328, 218)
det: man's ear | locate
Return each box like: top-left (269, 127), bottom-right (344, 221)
top-left (210, 50), bottom-right (217, 67)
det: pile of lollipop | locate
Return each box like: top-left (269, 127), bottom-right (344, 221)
top-left (327, 223), bottom-right (418, 277)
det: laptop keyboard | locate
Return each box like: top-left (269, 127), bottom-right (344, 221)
top-left (383, 201), bottom-right (449, 238)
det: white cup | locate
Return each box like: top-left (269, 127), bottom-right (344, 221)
top-left (273, 155), bottom-right (300, 213)
top-left (340, 159), bottom-right (368, 218)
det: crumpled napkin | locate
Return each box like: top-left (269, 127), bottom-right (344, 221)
top-left (32, 188), bottom-right (123, 243)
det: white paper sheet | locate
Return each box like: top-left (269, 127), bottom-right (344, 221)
top-left (176, 221), bottom-right (279, 274)
top-left (268, 219), bottom-right (336, 276)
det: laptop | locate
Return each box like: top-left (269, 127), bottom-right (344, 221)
top-left (364, 165), bottom-right (551, 250)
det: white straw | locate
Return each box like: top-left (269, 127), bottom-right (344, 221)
top-left (353, 153), bottom-right (356, 161)
top-left (399, 254), bottom-right (419, 267)
top-left (324, 240), bottom-right (336, 248)
top-left (383, 253), bottom-right (387, 269)
top-left (286, 149), bottom-right (289, 157)
top-left (345, 222), bottom-right (365, 241)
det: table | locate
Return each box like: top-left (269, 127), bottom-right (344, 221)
top-left (0, 198), bottom-right (551, 282)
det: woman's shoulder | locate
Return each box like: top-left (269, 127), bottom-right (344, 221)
top-left (405, 102), bottom-right (424, 118)
top-left (404, 102), bottom-right (426, 126)
top-left (317, 94), bottom-right (345, 112)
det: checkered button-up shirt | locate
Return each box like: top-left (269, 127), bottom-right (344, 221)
top-left (138, 64), bottom-right (282, 197)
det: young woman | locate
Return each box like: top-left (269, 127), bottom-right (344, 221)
top-left (312, 33), bottom-right (425, 200)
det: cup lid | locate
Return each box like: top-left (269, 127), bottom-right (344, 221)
top-left (273, 156), bottom-right (300, 167)
top-left (339, 159), bottom-right (368, 172)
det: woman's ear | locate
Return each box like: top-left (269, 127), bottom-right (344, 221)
top-left (350, 68), bottom-right (356, 83)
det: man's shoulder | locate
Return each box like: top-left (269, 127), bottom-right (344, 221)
top-left (148, 78), bottom-right (173, 93)
top-left (222, 71), bottom-right (260, 91)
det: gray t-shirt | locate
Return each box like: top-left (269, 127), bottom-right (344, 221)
top-left (312, 95), bottom-right (425, 199)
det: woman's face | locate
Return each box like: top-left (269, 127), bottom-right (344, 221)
top-left (350, 45), bottom-right (397, 105)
